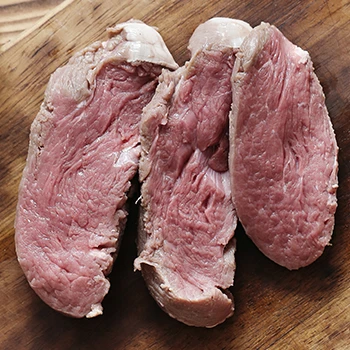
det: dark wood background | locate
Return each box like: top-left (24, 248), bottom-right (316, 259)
top-left (0, 0), bottom-right (349, 348)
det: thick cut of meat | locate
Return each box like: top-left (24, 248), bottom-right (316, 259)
top-left (15, 20), bottom-right (177, 318)
top-left (229, 23), bottom-right (338, 270)
top-left (134, 18), bottom-right (252, 327)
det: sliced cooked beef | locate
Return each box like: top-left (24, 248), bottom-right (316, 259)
top-left (15, 20), bottom-right (177, 318)
top-left (229, 22), bottom-right (338, 270)
top-left (134, 18), bottom-right (252, 327)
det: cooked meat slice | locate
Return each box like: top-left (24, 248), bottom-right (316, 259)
top-left (229, 22), bottom-right (338, 270)
top-left (15, 20), bottom-right (177, 318)
top-left (135, 18), bottom-right (252, 327)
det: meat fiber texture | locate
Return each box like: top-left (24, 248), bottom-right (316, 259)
top-left (229, 22), bottom-right (338, 270)
top-left (15, 20), bottom-right (178, 318)
top-left (134, 18), bottom-right (252, 328)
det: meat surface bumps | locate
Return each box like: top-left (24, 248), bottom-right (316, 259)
top-left (15, 20), bottom-right (177, 318)
top-left (135, 18), bottom-right (252, 327)
top-left (229, 23), bottom-right (338, 270)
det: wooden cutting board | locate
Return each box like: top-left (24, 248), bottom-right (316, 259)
top-left (1, 0), bottom-right (349, 348)
top-left (0, 0), bottom-right (64, 47)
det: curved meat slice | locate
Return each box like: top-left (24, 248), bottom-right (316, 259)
top-left (134, 18), bottom-right (252, 327)
top-left (15, 20), bottom-right (177, 318)
top-left (229, 22), bottom-right (338, 270)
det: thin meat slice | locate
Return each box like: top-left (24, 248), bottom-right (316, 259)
top-left (134, 18), bottom-right (252, 327)
top-left (229, 23), bottom-right (338, 270)
top-left (15, 20), bottom-right (177, 318)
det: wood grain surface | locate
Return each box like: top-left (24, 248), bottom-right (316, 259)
top-left (0, 0), bottom-right (64, 48)
top-left (0, 0), bottom-right (349, 349)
